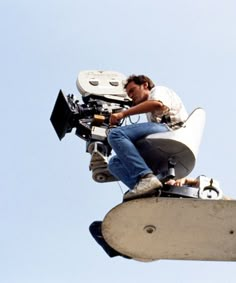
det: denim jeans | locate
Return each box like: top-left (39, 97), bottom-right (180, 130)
top-left (107, 122), bottom-right (169, 189)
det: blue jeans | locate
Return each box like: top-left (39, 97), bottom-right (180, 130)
top-left (107, 122), bottom-right (169, 189)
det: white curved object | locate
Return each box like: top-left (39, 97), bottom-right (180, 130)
top-left (102, 197), bottom-right (236, 261)
top-left (136, 108), bottom-right (206, 179)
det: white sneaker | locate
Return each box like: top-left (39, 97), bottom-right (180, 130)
top-left (123, 174), bottom-right (163, 201)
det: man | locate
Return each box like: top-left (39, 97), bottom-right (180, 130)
top-left (107, 75), bottom-right (188, 201)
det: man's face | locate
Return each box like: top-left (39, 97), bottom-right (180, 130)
top-left (125, 81), bottom-right (149, 105)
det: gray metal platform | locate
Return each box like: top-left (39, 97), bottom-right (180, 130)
top-left (102, 198), bottom-right (236, 261)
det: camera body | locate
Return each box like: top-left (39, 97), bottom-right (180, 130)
top-left (50, 71), bottom-right (132, 182)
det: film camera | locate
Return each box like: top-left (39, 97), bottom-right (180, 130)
top-left (50, 71), bottom-right (132, 182)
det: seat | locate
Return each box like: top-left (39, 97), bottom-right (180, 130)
top-left (136, 108), bottom-right (206, 179)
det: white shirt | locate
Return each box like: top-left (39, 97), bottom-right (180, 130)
top-left (146, 86), bottom-right (188, 129)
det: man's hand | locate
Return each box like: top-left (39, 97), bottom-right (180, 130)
top-left (165, 178), bottom-right (187, 187)
top-left (109, 112), bottom-right (125, 126)
top-left (165, 177), bottom-right (199, 187)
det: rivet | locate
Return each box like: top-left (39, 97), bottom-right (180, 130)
top-left (144, 225), bottom-right (156, 234)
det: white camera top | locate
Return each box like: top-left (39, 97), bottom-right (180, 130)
top-left (76, 70), bottom-right (130, 100)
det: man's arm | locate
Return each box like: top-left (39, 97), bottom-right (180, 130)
top-left (109, 100), bottom-right (166, 125)
top-left (165, 178), bottom-right (200, 187)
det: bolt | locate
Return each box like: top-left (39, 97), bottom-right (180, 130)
top-left (144, 225), bottom-right (156, 234)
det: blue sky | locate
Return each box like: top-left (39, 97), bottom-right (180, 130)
top-left (1, 0), bottom-right (236, 282)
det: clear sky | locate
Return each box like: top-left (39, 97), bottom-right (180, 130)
top-left (1, 0), bottom-right (236, 282)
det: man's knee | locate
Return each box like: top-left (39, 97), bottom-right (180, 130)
top-left (107, 127), bottom-right (122, 144)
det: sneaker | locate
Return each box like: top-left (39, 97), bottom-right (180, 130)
top-left (123, 174), bottom-right (163, 201)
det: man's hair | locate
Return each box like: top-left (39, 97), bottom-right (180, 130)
top-left (124, 75), bottom-right (155, 90)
